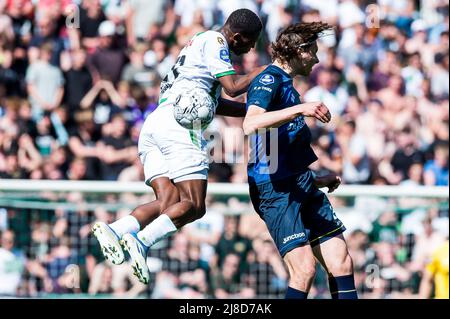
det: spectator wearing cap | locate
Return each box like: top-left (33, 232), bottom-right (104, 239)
top-left (87, 20), bottom-right (127, 84)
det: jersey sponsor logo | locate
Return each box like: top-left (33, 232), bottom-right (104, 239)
top-left (282, 232), bottom-right (306, 244)
top-left (259, 74), bottom-right (275, 85)
top-left (217, 37), bottom-right (225, 45)
top-left (220, 48), bottom-right (231, 63)
top-left (253, 86), bottom-right (273, 92)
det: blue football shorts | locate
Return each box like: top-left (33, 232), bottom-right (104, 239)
top-left (249, 169), bottom-right (346, 257)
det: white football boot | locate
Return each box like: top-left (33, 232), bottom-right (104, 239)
top-left (92, 222), bottom-right (125, 265)
top-left (120, 233), bottom-right (150, 284)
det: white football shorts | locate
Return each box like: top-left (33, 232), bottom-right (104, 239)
top-left (138, 100), bottom-right (209, 185)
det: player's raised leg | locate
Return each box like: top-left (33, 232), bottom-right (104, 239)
top-left (121, 178), bottom-right (207, 284)
top-left (92, 177), bottom-right (179, 265)
top-left (312, 234), bottom-right (358, 299)
top-left (109, 177), bottom-right (180, 236)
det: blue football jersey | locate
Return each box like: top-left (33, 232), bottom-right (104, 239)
top-left (246, 65), bottom-right (318, 185)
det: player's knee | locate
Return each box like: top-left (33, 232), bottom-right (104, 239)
top-left (327, 252), bottom-right (354, 276)
top-left (192, 201), bottom-right (206, 219)
top-left (159, 190), bottom-right (180, 211)
top-left (132, 205), bottom-right (147, 218)
top-left (290, 266), bottom-right (316, 287)
top-left (178, 197), bottom-right (206, 222)
top-left (288, 258), bottom-right (316, 284)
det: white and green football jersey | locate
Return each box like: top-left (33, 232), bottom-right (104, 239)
top-left (139, 32), bottom-right (234, 185)
top-left (159, 30), bottom-right (236, 106)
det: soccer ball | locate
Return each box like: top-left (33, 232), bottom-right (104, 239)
top-left (173, 88), bottom-right (216, 130)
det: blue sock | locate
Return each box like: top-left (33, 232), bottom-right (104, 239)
top-left (328, 274), bottom-right (358, 299)
top-left (285, 286), bottom-right (308, 299)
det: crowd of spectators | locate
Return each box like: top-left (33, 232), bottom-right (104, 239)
top-left (0, 197), bottom-right (448, 298)
top-left (0, 0), bottom-right (448, 298)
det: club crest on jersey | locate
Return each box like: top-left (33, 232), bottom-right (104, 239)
top-left (259, 74), bottom-right (274, 85)
top-left (220, 49), bottom-right (230, 62)
top-left (217, 37), bottom-right (225, 45)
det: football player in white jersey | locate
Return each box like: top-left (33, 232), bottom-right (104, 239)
top-left (93, 9), bottom-right (265, 284)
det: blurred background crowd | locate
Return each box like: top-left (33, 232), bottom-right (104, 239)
top-left (0, 0), bottom-right (448, 298)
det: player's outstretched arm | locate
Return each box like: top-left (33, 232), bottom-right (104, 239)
top-left (218, 65), bottom-right (267, 98)
top-left (215, 97), bottom-right (246, 117)
top-left (243, 101), bottom-right (331, 135)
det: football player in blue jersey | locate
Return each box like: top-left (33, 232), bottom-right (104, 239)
top-left (243, 22), bottom-right (358, 299)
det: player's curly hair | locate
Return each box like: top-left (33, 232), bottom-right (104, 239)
top-left (271, 22), bottom-right (333, 64)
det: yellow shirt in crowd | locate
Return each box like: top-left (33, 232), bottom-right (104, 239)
top-left (426, 240), bottom-right (449, 299)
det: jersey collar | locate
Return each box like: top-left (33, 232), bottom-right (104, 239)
top-left (269, 64), bottom-right (292, 81)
